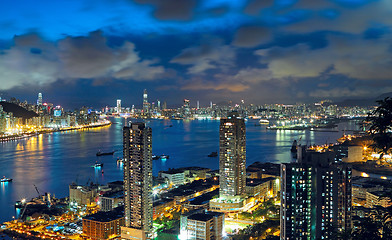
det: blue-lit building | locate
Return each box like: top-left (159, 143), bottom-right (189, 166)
top-left (280, 148), bottom-right (352, 240)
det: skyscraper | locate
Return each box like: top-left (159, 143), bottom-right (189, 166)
top-left (143, 89), bottom-right (149, 113)
top-left (183, 99), bottom-right (190, 117)
top-left (37, 93), bottom-right (42, 106)
top-left (121, 123), bottom-right (153, 240)
top-left (219, 112), bottom-right (246, 198)
top-left (280, 148), bottom-right (352, 240)
top-left (117, 99), bottom-right (121, 113)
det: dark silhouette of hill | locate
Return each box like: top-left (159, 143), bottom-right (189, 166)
top-left (334, 92), bottom-right (392, 107)
top-left (0, 102), bottom-right (38, 119)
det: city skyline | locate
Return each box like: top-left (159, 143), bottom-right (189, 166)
top-left (1, 0), bottom-right (392, 107)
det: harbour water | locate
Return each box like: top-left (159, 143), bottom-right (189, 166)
top-left (0, 118), bottom-right (359, 223)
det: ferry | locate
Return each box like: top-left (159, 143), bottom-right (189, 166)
top-left (208, 152), bottom-right (218, 157)
top-left (259, 119), bottom-right (270, 125)
top-left (96, 150), bottom-right (115, 156)
top-left (152, 155), bottom-right (170, 160)
top-left (93, 163), bottom-right (104, 168)
top-left (1, 176), bottom-right (12, 182)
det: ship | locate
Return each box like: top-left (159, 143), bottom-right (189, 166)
top-left (96, 150), bottom-right (115, 156)
top-left (208, 152), bottom-right (218, 157)
top-left (259, 119), bottom-right (270, 125)
top-left (1, 176), bottom-right (12, 182)
top-left (152, 155), bottom-right (170, 160)
top-left (93, 162), bottom-right (104, 168)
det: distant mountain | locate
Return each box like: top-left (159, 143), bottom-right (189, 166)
top-left (375, 92), bottom-right (392, 101)
top-left (0, 102), bottom-right (38, 119)
top-left (334, 92), bottom-right (392, 107)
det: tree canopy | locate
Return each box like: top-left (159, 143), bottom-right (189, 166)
top-left (367, 97), bottom-right (392, 158)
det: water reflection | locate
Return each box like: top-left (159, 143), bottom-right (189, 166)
top-left (0, 118), bottom-right (365, 223)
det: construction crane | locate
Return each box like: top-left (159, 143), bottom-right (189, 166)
top-left (34, 184), bottom-right (40, 196)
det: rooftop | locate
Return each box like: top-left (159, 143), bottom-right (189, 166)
top-left (188, 211), bottom-right (224, 222)
top-left (160, 169), bottom-right (185, 174)
top-left (246, 177), bottom-right (276, 187)
top-left (83, 206), bottom-right (124, 222)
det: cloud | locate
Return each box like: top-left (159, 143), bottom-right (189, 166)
top-left (0, 31), bottom-right (166, 90)
top-left (283, 0), bottom-right (392, 34)
top-left (243, 0), bottom-right (274, 16)
top-left (134, 0), bottom-right (197, 21)
top-left (255, 33), bottom-right (392, 80)
top-left (181, 78), bottom-right (249, 92)
top-left (171, 41), bottom-right (236, 74)
top-left (232, 26), bottom-right (271, 48)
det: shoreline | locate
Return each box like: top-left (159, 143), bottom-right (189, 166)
top-left (0, 120), bottom-right (111, 143)
top-left (352, 162), bottom-right (392, 177)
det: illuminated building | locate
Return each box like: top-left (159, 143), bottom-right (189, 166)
top-left (219, 112), bottom-right (246, 198)
top-left (366, 191), bottom-right (392, 208)
top-left (117, 99), bottom-right (121, 113)
top-left (210, 112), bottom-right (246, 212)
top-left (83, 207), bottom-right (124, 240)
top-left (121, 123), bottom-right (153, 240)
top-left (280, 149), bottom-right (352, 240)
top-left (37, 93), bottom-right (42, 106)
top-left (183, 99), bottom-right (190, 117)
top-left (143, 89), bottom-right (149, 113)
top-left (69, 183), bottom-right (98, 207)
top-left (159, 169), bottom-right (185, 186)
top-left (98, 191), bottom-right (123, 212)
top-left (180, 211), bottom-right (224, 240)
top-left (0, 105), bottom-right (6, 134)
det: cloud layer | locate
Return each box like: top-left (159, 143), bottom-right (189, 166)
top-left (0, 32), bottom-right (165, 90)
top-left (1, 0), bottom-right (392, 106)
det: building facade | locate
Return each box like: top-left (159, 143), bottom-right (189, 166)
top-left (69, 183), bottom-right (98, 207)
top-left (280, 150), bottom-right (352, 240)
top-left (121, 123), bottom-right (153, 240)
top-left (219, 112), bottom-right (246, 198)
top-left (180, 211), bottom-right (224, 240)
top-left (83, 207), bottom-right (124, 240)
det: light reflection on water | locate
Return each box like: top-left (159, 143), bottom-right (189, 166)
top-left (0, 118), bottom-right (361, 222)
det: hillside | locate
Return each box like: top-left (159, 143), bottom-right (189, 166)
top-left (0, 102), bottom-right (38, 119)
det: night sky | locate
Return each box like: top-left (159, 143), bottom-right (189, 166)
top-left (1, 0), bottom-right (392, 108)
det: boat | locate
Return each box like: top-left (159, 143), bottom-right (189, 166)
top-left (93, 163), bottom-right (104, 168)
top-left (259, 119), bottom-right (270, 125)
top-left (1, 176), bottom-right (12, 182)
top-left (208, 152), bottom-right (218, 157)
top-left (96, 150), bottom-right (115, 156)
top-left (152, 155), bottom-right (169, 160)
top-left (15, 200), bottom-right (25, 208)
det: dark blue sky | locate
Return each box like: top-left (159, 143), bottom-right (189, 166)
top-left (1, 0), bottom-right (391, 108)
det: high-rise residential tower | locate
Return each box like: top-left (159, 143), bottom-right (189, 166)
top-left (143, 89), bottom-right (149, 113)
top-left (219, 112), bottom-right (246, 198)
top-left (121, 123), bottom-right (153, 240)
top-left (117, 99), bottom-right (121, 113)
top-left (37, 93), bottom-right (42, 106)
top-left (280, 148), bottom-right (352, 240)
